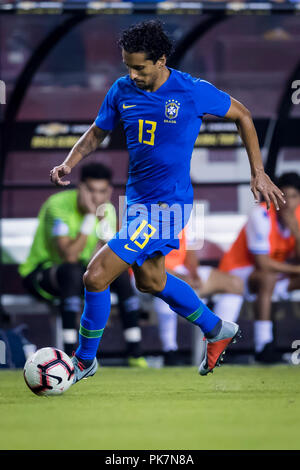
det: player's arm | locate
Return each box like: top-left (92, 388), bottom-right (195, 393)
top-left (253, 254), bottom-right (300, 275)
top-left (280, 207), bottom-right (300, 260)
top-left (184, 249), bottom-right (199, 279)
top-left (247, 205), bottom-right (300, 274)
top-left (183, 249), bottom-right (203, 290)
top-left (55, 234), bottom-right (90, 264)
top-left (224, 97), bottom-right (285, 210)
top-left (50, 124), bottom-right (109, 186)
top-left (52, 183), bottom-right (98, 262)
top-left (166, 268), bottom-right (190, 284)
top-left (293, 233), bottom-right (300, 261)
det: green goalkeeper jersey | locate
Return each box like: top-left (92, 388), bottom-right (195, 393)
top-left (19, 189), bottom-right (116, 278)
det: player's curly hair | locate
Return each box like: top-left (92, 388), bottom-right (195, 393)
top-left (276, 172), bottom-right (300, 191)
top-left (118, 20), bottom-right (174, 63)
top-left (80, 163), bottom-right (112, 183)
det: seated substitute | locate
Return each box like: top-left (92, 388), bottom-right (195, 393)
top-left (19, 163), bottom-right (147, 365)
top-left (214, 172), bottom-right (300, 363)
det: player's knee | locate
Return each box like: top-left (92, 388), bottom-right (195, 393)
top-left (59, 261), bottom-right (83, 274)
top-left (55, 263), bottom-right (85, 298)
top-left (135, 279), bottom-right (153, 293)
top-left (83, 268), bottom-right (108, 292)
top-left (229, 276), bottom-right (244, 295)
top-left (136, 276), bottom-right (166, 294)
top-left (57, 262), bottom-right (85, 287)
top-left (258, 271), bottom-right (277, 292)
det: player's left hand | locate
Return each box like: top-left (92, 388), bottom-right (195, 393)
top-left (251, 170), bottom-right (286, 210)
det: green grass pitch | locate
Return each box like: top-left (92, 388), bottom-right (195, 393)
top-left (0, 365), bottom-right (299, 450)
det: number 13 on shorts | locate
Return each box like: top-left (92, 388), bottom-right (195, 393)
top-left (130, 219), bottom-right (156, 249)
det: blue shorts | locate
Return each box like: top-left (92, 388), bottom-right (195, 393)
top-left (108, 202), bottom-right (193, 266)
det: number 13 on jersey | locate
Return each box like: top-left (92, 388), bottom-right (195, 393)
top-left (138, 120), bottom-right (157, 146)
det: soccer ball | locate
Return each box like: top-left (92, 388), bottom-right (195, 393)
top-left (24, 347), bottom-right (75, 396)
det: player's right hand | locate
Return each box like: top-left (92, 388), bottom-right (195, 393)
top-left (50, 164), bottom-right (71, 186)
top-left (77, 182), bottom-right (97, 214)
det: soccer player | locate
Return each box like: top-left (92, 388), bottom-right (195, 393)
top-left (214, 172), bottom-right (300, 363)
top-left (20, 163), bottom-right (147, 364)
top-left (50, 20), bottom-right (285, 380)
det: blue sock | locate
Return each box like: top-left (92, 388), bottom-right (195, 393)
top-left (154, 273), bottom-right (221, 336)
top-left (76, 288), bottom-right (111, 360)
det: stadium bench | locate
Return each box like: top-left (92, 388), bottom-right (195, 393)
top-left (2, 216), bottom-right (300, 361)
top-left (0, 214), bottom-right (244, 359)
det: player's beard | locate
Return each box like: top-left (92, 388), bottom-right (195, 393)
top-left (134, 74), bottom-right (157, 92)
top-left (134, 80), bottom-right (150, 91)
top-left (134, 80), bottom-right (146, 89)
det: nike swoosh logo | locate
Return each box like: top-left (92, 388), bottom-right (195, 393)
top-left (42, 372), bottom-right (63, 385)
top-left (123, 104), bottom-right (137, 109)
top-left (124, 244), bottom-right (138, 252)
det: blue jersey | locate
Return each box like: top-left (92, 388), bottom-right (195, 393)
top-left (95, 68), bottom-right (231, 207)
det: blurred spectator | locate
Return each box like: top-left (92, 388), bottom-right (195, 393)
top-left (214, 172), bottom-right (300, 364)
top-left (19, 163), bottom-right (147, 366)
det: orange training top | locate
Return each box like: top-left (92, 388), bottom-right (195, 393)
top-left (165, 229), bottom-right (187, 270)
top-left (219, 203), bottom-right (300, 272)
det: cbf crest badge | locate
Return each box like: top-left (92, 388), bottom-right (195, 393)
top-left (165, 99), bottom-right (181, 121)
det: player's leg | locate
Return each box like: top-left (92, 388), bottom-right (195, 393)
top-left (134, 255), bottom-right (222, 337)
top-left (154, 264), bottom-right (190, 364)
top-left (22, 264), bottom-right (79, 353)
top-left (249, 271), bottom-right (300, 363)
top-left (153, 296), bottom-right (179, 365)
top-left (72, 244), bottom-right (130, 381)
top-left (154, 266), bottom-right (243, 362)
top-left (154, 263), bottom-right (205, 365)
top-left (133, 255), bottom-right (182, 365)
top-left (213, 265), bottom-right (257, 323)
top-left (248, 269), bottom-right (280, 362)
top-left (202, 268), bottom-right (245, 323)
top-left (22, 265), bottom-right (59, 302)
top-left (198, 268), bottom-right (244, 298)
top-left (54, 262), bottom-right (86, 355)
top-left (110, 271), bottom-right (147, 367)
top-left (287, 274), bottom-right (300, 292)
top-left (133, 255), bottom-right (240, 374)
